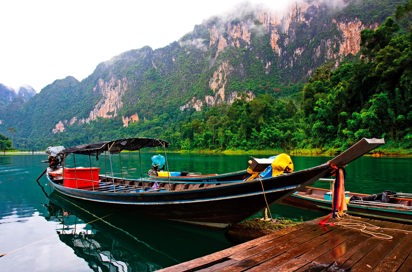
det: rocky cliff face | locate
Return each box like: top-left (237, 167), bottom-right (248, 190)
top-left (181, 0), bottom-right (377, 111)
top-left (52, 76), bottom-right (131, 133)
top-left (0, 0), bottom-right (402, 148)
top-left (51, 0), bottom-right (387, 133)
top-left (337, 19), bottom-right (373, 57)
top-left (122, 113), bottom-right (139, 127)
top-left (87, 77), bottom-right (128, 122)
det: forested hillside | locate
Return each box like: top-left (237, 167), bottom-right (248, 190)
top-left (168, 2), bottom-right (411, 152)
top-left (0, 0), bottom-right (410, 153)
top-left (134, 0), bottom-right (412, 152)
top-left (301, 11), bottom-right (411, 150)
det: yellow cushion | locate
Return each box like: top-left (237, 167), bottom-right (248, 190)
top-left (272, 153), bottom-right (294, 176)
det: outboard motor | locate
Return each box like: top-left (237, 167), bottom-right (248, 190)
top-left (46, 146), bottom-right (65, 170)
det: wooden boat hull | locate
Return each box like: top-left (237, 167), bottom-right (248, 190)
top-left (48, 164), bottom-right (331, 228)
top-left (282, 187), bottom-right (412, 224)
top-left (44, 137), bottom-right (385, 228)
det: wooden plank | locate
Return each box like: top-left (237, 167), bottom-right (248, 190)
top-left (296, 224), bottom-right (375, 271)
top-left (348, 234), bottom-right (402, 271)
top-left (244, 226), bottom-right (356, 271)
top-left (397, 250), bottom-right (412, 272)
top-left (388, 222), bottom-right (412, 232)
top-left (331, 216), bottom-right (412, 271)
top-left (245, 232), bottom-right (333, 271)
top-left (159, 216), bottom-right (412, 272)
top-left (218, 225), bottom-right (334, 271)
top-left (373, 232), bottom-right (412, 272)
top-left (338, 227), bottom-right (402, 269)
top-left (228, 223), bottom-right (332, 260)
top-left (174, 184), bottom-right (186, 191)
top-left (287, 228), bottom-right (357, 271)
top-left (157, 226), bottom-right (301, 272)
top-left (159, 223), bottom-right (325, 272)
top-left (194, 258), bottom-right (239, 271)
top-left (336, 233), bottom-right (387, 268)
top-left (176, 226), bottom-right (310, 271)
top-left (378, 220), bottom-right (412, 231)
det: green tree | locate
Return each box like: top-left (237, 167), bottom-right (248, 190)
top-left (0, 134), bottom-right (12, 151)
top-left (7, 128), bottom-right (15, 149)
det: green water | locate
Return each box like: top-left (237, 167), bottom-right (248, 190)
top-left (0, 153), bottom-right (410, 271)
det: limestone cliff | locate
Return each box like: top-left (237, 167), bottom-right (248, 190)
top-left (181, 0), bottom-right (377, 111)
top-left (87, 77), bottom-right (127, 122)
top-left (48, 0), bottom-right (384, 120)
top-left (122, 113), bottom-right (139, 127)
top-left (337, 19), bottom-right (370, 57)
top-left (52, 77), bottom-right (128, 133)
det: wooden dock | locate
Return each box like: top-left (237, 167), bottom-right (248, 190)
top-left (159, 215), bottom-right (412, 271)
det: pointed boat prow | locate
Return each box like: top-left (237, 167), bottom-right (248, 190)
top-left (329, 138), bottom-right (385, 168)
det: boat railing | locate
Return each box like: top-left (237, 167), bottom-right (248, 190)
top-left (318, 178), bottom-right (335, 182)
top-left (395, 193), bottom-right (412, 199)
top-left (349, 200), bottom-right (412, 209)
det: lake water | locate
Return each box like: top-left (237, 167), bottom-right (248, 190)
top-left (0, 153), bottom-right (410, 271)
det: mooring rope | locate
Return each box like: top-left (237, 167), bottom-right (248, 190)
top-left (320, 214), bottom-right (412, 240)
top-left (55, 195), bottom-right (179, 262)
top-left (1, 196), bottom-right (178, 263)
top-left (0, 210), bottom-right (112, 258)
top-left (334, 218), bottom-right (394, 240)
top-left (258, 178), bottom-right (273, 220)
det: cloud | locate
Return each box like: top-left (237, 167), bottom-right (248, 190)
top-left (0, 0), bottom-right (346, 92)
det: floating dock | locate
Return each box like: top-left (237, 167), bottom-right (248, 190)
top-left (159, 215), bottom-right (412, 271)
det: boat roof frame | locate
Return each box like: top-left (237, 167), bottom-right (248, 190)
top-left (60, 137), bottom-right (169, 156)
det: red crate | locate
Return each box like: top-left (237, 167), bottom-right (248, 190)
top-left (63, 167), bottom-right (100, 188)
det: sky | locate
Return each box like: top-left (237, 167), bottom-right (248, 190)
top-left (0, 0), bottom-right (294, 92)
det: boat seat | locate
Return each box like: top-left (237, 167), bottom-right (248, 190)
top-left (189, 184), bottom-right (201, 190)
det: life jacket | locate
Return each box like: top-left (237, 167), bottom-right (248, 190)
top-left (259, 154), bottom-right (294, 178)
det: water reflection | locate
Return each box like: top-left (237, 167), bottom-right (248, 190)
top-left (1, 154), bottom-right (410, 271)
top-left (45, 192), bottom-right (233, 271)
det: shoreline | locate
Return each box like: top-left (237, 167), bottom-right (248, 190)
top-left (2, 148), bottom-right (411, 158)
top-left (177, 148), bottom-right (412, 158)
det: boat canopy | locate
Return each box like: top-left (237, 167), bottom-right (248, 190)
top-left (60, 137), bottom-right (169, 156)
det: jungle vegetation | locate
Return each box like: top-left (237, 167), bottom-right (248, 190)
top-left (154, 4), bottom-right (411, 152)
top-left (1, 1), bottom-right (410, 154)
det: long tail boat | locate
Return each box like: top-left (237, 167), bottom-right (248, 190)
top-left (282, 181), bottom-right (412, 224)
top-left (43, 137), bottom-right (384, 228)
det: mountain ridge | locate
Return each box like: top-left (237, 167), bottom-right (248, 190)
top-left (0, 0), bottom-right (406, 150)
